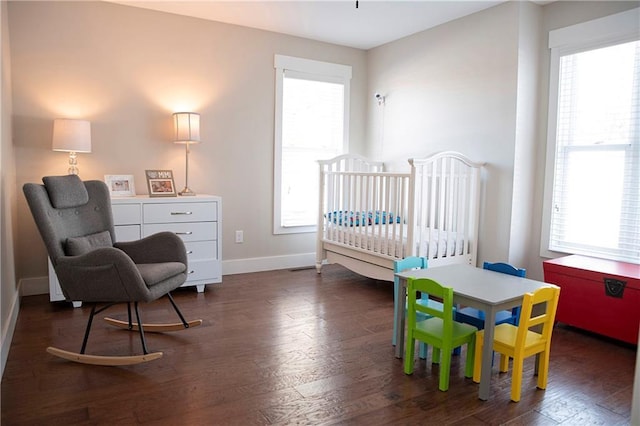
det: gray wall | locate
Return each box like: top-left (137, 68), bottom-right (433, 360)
top-left (366, 0), bottom-right (638, 279)
top-left (1, 0), bottom-right (18, 377)
top-left (8, 1), bottom-right (367, 284)
top-left (366, 1), bottom-right (524, 268)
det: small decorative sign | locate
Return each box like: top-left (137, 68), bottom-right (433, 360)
top-left (104, 175), bottom-right (136, 197)
top-left (145, 170), bottom-right (177, 197)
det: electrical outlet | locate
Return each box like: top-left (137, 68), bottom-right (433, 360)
top-left (235, 230), bottom-right (243, 243)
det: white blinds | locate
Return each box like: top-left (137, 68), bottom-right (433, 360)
top-left (549, 39), bottom-right (640, 263)
top-left (280, 71), bottom-right (346, 227)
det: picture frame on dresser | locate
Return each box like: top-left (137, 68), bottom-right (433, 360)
top-left (145, 169), bottom-right (177, 197)
top-left (104, 174), bottom-right (136, 197)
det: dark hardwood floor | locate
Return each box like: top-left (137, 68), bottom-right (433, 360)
top-left (2, 264), bottom-right (636, 425)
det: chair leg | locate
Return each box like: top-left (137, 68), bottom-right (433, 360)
top-left (510, 356), bottom-right (524, 402)
top-left (464, 336), bottom-right (475, 378)
top-left (499, 354), bottom-right (509, 372)
top-left (432, 347), bottom-right (441, 364)
top-left (536, 350), bottom-right (550, 390)
top-left (80, 303), bottom-right (116, 354)
top-left (49, 302), bottom-right (164, 365)
top-left (419, 342), bottom-right (428, 359)
top-left (80, 305), bottom-right (98, 354)
top-left (127, 303), bottom-right (133, 329)
top-left (133, 302), bottom-right (150, 355)
top-left (438, 346), bottom-right (452, 391)
top-left (166, 292), bottom-right (190, 328)
top-left (473, 331), bottom-right (483, 383)
top-left (392, 280), bottom-right (399, 346)
top-left (404, 337), bottom-right (416, 375)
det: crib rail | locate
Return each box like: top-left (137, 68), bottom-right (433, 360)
top-left (408, 151), bottom-right (482, 265)
top-left (318, 153), bottom-right (384, 173)
top-left (317, 151), bottom-right (483, 277)
top-left (320, 171), bottom-right (411, 259)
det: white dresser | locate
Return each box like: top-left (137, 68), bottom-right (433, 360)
top-left (49, 194), bottom-right (222, 303)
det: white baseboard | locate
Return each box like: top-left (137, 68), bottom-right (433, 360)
top-left (1, 288), bottom-right (20, 379)
top-left (14, 254), bottom-right (318, 299)
top-left (20, 275), bottom-right (48, 296)
top-left (222, 252), bottom-right (316, 275)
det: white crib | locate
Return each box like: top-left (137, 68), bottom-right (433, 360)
top-left (316, 151), bottom-right (484, 281)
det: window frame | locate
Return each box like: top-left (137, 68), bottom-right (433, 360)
top-left (540, 8), bottom-right (640, 262)
top-left (273, 55), bottom-right (351, 235)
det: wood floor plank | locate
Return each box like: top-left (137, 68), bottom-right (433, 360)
top-left (2, 264), bottom-right (637, 425)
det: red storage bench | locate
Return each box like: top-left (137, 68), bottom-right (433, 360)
top-left (543, 255), bottom-right (639, 345)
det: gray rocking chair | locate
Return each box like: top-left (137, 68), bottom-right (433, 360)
top-left (23, 175), bottom-right (202, 365)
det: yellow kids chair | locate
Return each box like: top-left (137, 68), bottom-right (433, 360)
top-left (472, 285), bottom-right (560, 402)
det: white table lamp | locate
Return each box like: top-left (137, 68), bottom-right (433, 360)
top-left (52, 119), bottom-right (92, 175)
top-left (173, 112), bottom-right (200, 196)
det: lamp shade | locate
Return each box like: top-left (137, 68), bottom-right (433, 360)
top-left (173, 112), bottom-right (200, 144)
top-left (52, 119), bottom-right (92, 153)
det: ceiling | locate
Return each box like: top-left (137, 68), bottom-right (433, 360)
top-left (110, 1), bottom-right (507, 50)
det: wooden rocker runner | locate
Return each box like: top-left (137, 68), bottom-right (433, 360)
top-left (23, 175), bottom-right (203, 366)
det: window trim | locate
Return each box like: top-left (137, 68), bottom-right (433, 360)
top-left (540, 8), bottom-right (640, 260)
top-left (273, 55), bottom-right (351, 235)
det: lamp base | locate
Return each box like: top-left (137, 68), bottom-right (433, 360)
top-left (68, 151), bottom-right (79, 175)
top-left (179, 187), bottom-right (196, 196)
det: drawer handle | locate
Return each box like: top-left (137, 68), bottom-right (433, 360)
top-left (188, 270), bottom-right (195, 274)
top-left (171, 211), bottom-right (193, 215)
top-left (175, 231), bottom-right (193, 235)
top-left (186, 250), bottom-right (193, 254)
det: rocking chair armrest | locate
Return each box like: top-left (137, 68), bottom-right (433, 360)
top-left (54, 247), bottom-right (152, 302)
top-left (56, 246), bottom-right (134, 268)
top-left (114, 232), bottom-right (187, 266)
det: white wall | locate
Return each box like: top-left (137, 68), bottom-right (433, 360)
top-left (366, 0), bottom-right (638, 278)
top-left (1, 0), bottom-right (19, 378)
top-left (367, 2), bottom-right (522, 267)
top-left (8, 1), bottom-right (367, 287)
top-left (509, 2), bottom-right (542, 269)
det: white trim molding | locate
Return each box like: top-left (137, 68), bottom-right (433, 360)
top-left (1, 289), bottom-right (19, 378)
top-left (273, 54), bottom-right (352, 235)
top-left (222, 252), bottom-right (316, 275)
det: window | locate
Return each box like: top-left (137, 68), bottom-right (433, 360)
top-left (542, 8), bottom-right (640, 264)
top-left (274, 55), bottom-right (351, 234)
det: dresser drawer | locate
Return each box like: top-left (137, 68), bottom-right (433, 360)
top-left (112, 203), bottom-right (141, 225)
top-left (143, 202), bottom-right (217, 224)
top-left (184, 241), bottom-right (218, 261)
top-left (114, 225), bottom-right (140, 242)
top-left (143, 222), bottom-right (217, 242)
top-left (184, 258), bottom-right (221, 282)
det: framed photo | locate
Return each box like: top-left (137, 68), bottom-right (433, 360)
top-left (145, 170), bottom-right (177, 197)
top-left (104, 175), bottom-right (136, 197)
